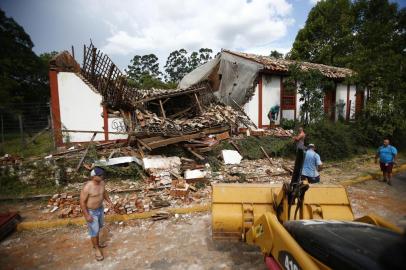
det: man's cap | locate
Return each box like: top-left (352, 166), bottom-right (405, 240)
top-left (308, 143), bottom-right (315, 148)
top-left (90, 167), bottom-right (105, 177)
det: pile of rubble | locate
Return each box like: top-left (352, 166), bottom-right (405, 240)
top-left (133, 104), bottom-right (247, 136)
top-left (46, 181), bottom-right (209, 219)
top-left (47, 193), bottom-right (81, 218)
top-left (249, 127), bottom-right (293, 137)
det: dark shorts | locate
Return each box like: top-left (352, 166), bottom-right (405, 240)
top-left (380, 162), bottom-right (393, 173)
top-left (301, 175), bottom-right (320, 183)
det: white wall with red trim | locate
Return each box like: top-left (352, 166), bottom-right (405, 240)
top-left (244, 84), bottom-right (259, 127)
top-left (50, 71), bottom-right (127, 146)
top-left (242, 73), bottom-right (358, 128)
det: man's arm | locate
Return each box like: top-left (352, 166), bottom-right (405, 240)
top-left (80, 184), bottom-right (93, 222)
top-left (316, 154), bottom-right (323, 172)
top-left (393, 147), bottom-right (398, 164)
top-left (295, 132), bottom-right (305, 141)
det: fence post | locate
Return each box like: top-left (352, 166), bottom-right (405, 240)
top-left (48, 102), bottom-right (56, 151)
top-left (19, 114), bottom-right (25, 149)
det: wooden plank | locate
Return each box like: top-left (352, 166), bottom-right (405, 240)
top-left (185, 147), bottom-right (205, 161)
top-left (133, 87), bottom-right (207, 104)
top-left (168, 106), bottom-right (192, 119)
top-left (260, 146), bottom-right (273, 165)
top-left (136, 138), bottom-right (152, 151)
top-left (194, 93), bottom-right (203, 114)
top-left (159, 99), bottom-right (166, 119)
top-left (230, 141), bottom-right (241, 154)
top-left (76, 132), bottom-right (97, 172)
top-left (139, 126), bottom-right (230, 148)
top-left (146, 133), bottom-right (206, 149)
top-left (61, 129), bottom-right (128, 135)
top-left (215, 131), bottom-right (230, 141)
top-left (230, 97), bottom-right (258, 129)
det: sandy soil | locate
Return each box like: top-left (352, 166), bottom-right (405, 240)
top-left (0, 213), bottom-right (266, 270)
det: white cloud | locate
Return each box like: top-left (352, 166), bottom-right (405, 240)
top-left (309, 0), bottom-right (320, 5)
top-left (81, 0), bottom-right (294, 66)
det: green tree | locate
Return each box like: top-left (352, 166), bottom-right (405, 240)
top-left (164, 49), bottom-right (189, 83)
top-left (0, 9), bottom-right (49, 109)
top-left (350, 0), bottom-right (406, 142)
top-left (127, 54), bottom-right (161, 81)
top-left (126, 53), bottom-right (169, 89)
top-left (269, 50), bottom-right (283, 59)
top-left (289, 0), bottom-right (406, 145)
top-left (126, 55), bottom-right (142, 82)
top-left (289, 0), bottom-right (354, 67)
top-left (187, 51), bottom-right (200, 72)
top-left (187, 48), bottom-right (213, 72)
top-left (285, 64), bottom-right (333, 125)
top-left (198, 48), bottom-right (213, 64)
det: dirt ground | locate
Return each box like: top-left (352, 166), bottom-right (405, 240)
top-left (1, 160), bottom-right (405, 270)
top-left (0, 213), bottom-right (267, 270)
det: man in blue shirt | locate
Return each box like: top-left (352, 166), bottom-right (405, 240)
top-left (375, 138), bottom-right (397, 185)
top-left (301, 144), bottom-right (323, 183)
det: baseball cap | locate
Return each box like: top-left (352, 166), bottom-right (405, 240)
top-left (90, 167), bottom-right (105, 177)
top-left (308, 143), bottom-right (315, 148)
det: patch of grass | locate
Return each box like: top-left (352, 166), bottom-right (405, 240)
top-left (207, 156), bottom-right (221, 171)
top-left (236, 136), bottom-right (293, 160)
top-left (98, 163), bottom-right (143, 181)
top-left (0, 132), bottom-right (53, 158)
top-left (0, 175), bottom-right (59, 197)
top-left (205, 136), bottom-right (293, 164)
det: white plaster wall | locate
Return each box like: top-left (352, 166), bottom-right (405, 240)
top-left (335, 83), bottom-right (348, 121)
top-left (108, 117), bottom-right (128, 140)
top-left (282, 110), bottom-right (295, 120)
top-left (349, 85), bottom-right (356, 119)
top-left (296, 82), bottom-right (303, 120)
top-left (244, 84), bottom-right (259, 127)
top-left (261, 74), bottom-right (281, 125)
top-left (58, 72), bottom-right (106, 143)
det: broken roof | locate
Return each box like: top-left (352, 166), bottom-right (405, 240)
top-left (223, 50), bottom-right (355, 79)
top-left (79, 43), bottom-right (211, 109)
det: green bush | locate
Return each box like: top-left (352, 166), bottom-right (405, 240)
top-left (305, 120), bottom-right (366, 161)
top-left (280, 119), bottom-right (298, 130)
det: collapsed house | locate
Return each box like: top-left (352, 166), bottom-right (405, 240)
top-left (49, 44), bottom-right (260, 149)
top-left (180, 50), bottom-right (364, 127)
top-left (49, 44), bottom-right (361, 148)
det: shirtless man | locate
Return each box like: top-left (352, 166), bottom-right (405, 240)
top-left (80, 167), bottom-right (112, 261)
top-left (293, 127), bottom-right (306, 150)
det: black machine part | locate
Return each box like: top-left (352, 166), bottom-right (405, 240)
top-left (284, 220), bottom-right (406, 270)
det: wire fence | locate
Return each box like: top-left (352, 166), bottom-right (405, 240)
top-left (0, 102), bottom-right (54, 155)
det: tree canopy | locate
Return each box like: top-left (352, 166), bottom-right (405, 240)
top-left (289, 0), bottom-right (406, 144)
top-left (0, 9), bottom-right (50, 109)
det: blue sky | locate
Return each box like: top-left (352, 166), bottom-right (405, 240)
top-left (1, 0), bottom-right (405, 70)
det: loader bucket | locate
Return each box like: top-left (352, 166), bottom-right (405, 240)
top-left (211, 183), bottom-right (354, 240)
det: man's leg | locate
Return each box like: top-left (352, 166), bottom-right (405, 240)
top-left (91, 236), bottom-right (100, 248)
top-left (88, 214), bottom-right (104, 261)
top-left (98, 210), bottom-right (107, 248)
top-left (387, 164), bottom-right (393, 185)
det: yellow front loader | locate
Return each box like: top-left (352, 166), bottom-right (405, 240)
top-left (212, 150), bottom-right (405, 270)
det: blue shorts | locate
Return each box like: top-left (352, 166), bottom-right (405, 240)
top-left (87, 206), bottom-right (104, 237)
